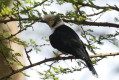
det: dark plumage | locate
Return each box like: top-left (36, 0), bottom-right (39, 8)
top-left (41, 15), bottom-right (98, 77)
top-left (49, 25), bottom-right (98, 76)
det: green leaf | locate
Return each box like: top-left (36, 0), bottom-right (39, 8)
top-left (4, 47), bottom-right (14, 52)
top-left (25, 25), bottom-right (32, 27)
top-left (42, 10), bottom-right (48, 15)
top-left (6, 7), bottom-right (11, 12)
top-left (105, 8), bottom-right (111, 11)
top-left (15, 62), bottom-right (24, 66)
top-left (87, 29), bottom-right (94, 32)
top-left (59, 66), bottom-right (64, 72)
top-left (22, 72), bottom-right (30, 77)
top-left (72, 5), bottom-right (77, 10)
top-left (7, 58), bottom-right (15, 64)
top-left (30, 39), bottom-right (36, 44)
top-left (53, 51), bottom-right (58, 55)
top-left (14, 53), bottom-right (22, 57)
top-left (3, 32), bottom-right (11, 38)
top-left (37, 71), bottom-right (44, 75)
top-left (35, 48), bottom-right (41, 53)
top-left (88, 0), bottom-right (94, 5)
top-left (107, 34), bottom-right (114, 38)
top-left (25, 0), bottom-right (30, 2)
top-left (78, 0), bottom-right (84, 3)
top-left (53, 76), bottom-right (58, 80)
top-left (52, 66), bottom-right (59, 73)
top-left (91, 59), bottom-right (96, 64)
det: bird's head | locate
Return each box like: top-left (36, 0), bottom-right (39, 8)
top-left (41, 15), bottom-right (63, 29)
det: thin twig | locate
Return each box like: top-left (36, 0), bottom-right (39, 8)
top-left (81, 26), bottom-right (96, 54)
top-left (87, 10), bottom-right (105, 17)
top-left (6, 20), bottom-right (38, 40)
top-left (24, 48), bottom-right (32, 65)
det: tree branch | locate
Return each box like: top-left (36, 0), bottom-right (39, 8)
top-left (77, 2), bottom-right (119, 12)
top-left (1, 52), bottom-right (119, 80)
top-left (1, 17), bottom-right (119, 28)
top-left (0, 18), bottom-right (42, 24)
top-left (90, 52), bottom-right (119, 58)
top-left (63, 19), bottom-right (119, 28)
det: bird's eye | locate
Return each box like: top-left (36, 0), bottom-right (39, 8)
top-left (49, 18), bottom-right (54, 22)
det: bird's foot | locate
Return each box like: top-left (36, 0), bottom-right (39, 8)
top-left (70, 56), bottom-right (76, 62)
top-left (55, 54), bottom-right (62, 62)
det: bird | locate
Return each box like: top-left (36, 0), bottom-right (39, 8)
top-left (41, 15), bottom-right (98, 77)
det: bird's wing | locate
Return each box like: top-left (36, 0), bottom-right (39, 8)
top-left (49, 25), bottom-right (89, 60)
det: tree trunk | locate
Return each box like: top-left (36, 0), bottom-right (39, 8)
top-left (0, 1), bottom-right (25, 80)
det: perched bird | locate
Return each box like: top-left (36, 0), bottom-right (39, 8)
top-left (41, 15), bottom-right (98, 77)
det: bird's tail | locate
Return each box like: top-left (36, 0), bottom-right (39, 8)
top-left (85, 60), bottom-right (98, 77)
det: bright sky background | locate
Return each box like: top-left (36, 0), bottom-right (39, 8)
top-left (21, 0), bottom-right (119, 80)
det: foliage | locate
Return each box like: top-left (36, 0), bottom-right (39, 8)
top-left (1, 0), bottom-right (119, 80)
